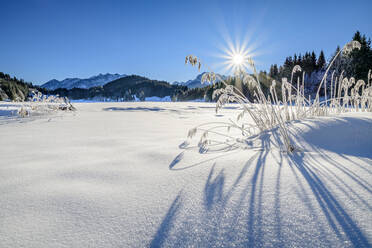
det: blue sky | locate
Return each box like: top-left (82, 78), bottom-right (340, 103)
top-left (1, 0), bottom-right (371, 85)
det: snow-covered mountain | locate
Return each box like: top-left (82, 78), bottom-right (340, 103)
top-left (174, 72), bottom-right (227, 89)
top-left (42, 73), bottom-right (126, 90)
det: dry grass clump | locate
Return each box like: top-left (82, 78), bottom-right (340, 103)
top-left (17, 92), bottom-right (75, 117)
top-left (185, 41), bottom-right (372, 153)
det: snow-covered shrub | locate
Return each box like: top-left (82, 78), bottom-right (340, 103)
top-left (17, 106), bottom-right (29, 117)
top-left (184, 40), bottom-right (372, 153)
top-left (17, 91), bottom-right (75, 117)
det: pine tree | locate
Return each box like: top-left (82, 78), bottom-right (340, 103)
top-left (311, 51), bottom-right (317, 71)
top-left (282, 57), bottom-right (293, 79)
top-left (349, 31), bottom-right (372, 81)
top-left (352, 31), bottom-right (362, 43)
top-left (269, 65), bottom-right (275, 77)
top-left (302, 52), bottom-right (312, 73)
top-left (298, 54), bottom-right (302, 67)
top-left (317, 50), bottom-right (326, 70)
top-left (269, 64), bottom-right (279, 78)
top-left (273, 64), bottom-right (278, 77)
top-left (329, 31), bottom-right (372, 81)
top-left (279, 65), bottom-right (284, 77)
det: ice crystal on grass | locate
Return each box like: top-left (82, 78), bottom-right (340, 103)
top-left (17, 92), bottom-right (76, 118)
top-left (201, 72), bottom-right (216, 84)
top-left (184, 40), bottom-right (372, 153)
top-left (343, 40), bottom-right (361, 54)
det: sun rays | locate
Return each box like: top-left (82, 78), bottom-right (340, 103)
top-left (211, 32), bottom-right (264, 75)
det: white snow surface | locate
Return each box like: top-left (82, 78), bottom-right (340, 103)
top-left (0, 101), bottom-right (371, 248)
top-left (144, 96), bottom-right (171, 102)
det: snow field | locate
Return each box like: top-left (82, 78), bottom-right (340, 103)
top-left (0, 102), bottom-right (371, 247)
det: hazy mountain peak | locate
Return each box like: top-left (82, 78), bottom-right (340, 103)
top-left (42, 73), bottom-right (127, 90)
top-left (174, 72), bottom-right (227, 89)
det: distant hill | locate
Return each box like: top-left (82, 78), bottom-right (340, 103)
top-left (50, 75), bottom-right (187, 100)
top-left (174, 72), bottom-right (227, 89)
top-left (0, 72), bottom-right (45, 101)
top-left (42, 73), bottom-right (126, 90)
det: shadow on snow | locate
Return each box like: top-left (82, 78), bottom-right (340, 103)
top-left (150, 117), bottom-right (372, 247)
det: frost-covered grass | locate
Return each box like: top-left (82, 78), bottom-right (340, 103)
top-left (0, 102), bottom-right (371, 247)
top-left (0, 92), bottom-right (75, 119)
top-left (185, 40), bottom-right (372, 153)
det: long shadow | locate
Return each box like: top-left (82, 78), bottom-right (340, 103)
top-left (169, 141), bottom-right (241, 170)
top-left (204, 164), bottom-right (225, 210)
top-left (168, 151), bottom-right (239, 171)
top-left (289, 153), bottom-right (371, 247)
top-left (286, 117), bottom-right (372, 247)
top-left (149, 193), bottom-right (183, 248)
top-left (155, 116), bottom-right (372, 247)
top-left (103, 106), bottom-right (183, 115)
top-left (289, 118), bottom-right (372, 191)
top-left (169, 152), bottom-right (185, 169)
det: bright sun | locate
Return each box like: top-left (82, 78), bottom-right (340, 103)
top-left (232, 53), bottom-right (244, 65)
top-left (216, 37), bottom-right (257, 74)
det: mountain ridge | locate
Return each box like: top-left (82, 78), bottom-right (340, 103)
top-left (49, 75), bottom-right (187, 100)
top-left (173, 72), bottom-right (227, 89)
top-left (42, 73), bottom-right (127, 90)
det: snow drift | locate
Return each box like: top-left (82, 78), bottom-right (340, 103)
top-left (0, 102), bottom-right (371, 247)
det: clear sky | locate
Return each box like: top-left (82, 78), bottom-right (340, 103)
top-left (1, 0), bottom-right (371, 85)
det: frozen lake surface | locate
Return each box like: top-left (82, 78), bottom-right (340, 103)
top-left (0, 102), bottom-right (371, 247)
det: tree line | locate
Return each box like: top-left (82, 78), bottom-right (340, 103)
top-left (268, 31), bottom-right (372, 85)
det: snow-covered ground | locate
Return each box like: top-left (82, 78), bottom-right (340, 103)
top-left (0, 101), bottom-right (371, 247)
top-left (71, 95), bottom-right (172, 103)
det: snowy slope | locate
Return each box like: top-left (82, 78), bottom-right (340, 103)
top-left (174, 72), bottom-right (227, 89)
top-left (42, 73), bottom-right (126, 90)
top-left (0, 102), bottom-right (371, 247)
